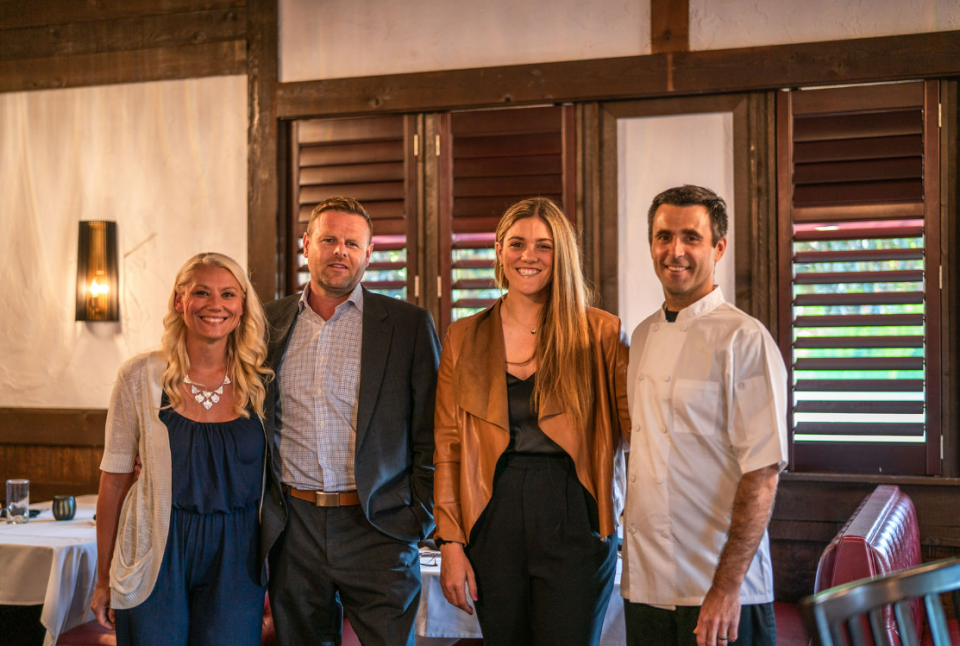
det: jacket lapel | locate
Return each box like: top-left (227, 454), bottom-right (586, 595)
top-left (454, 300), bottom-right (510, 432)
top-left (538, 389), bottom-right (565, 420)
top-left (356, 289), bottom-right (391, 448)
top-left (266, 296), bottom-right (301, 374)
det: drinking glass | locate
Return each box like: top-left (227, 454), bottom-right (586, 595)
top-left (5, 479), bottom-right (29, 524)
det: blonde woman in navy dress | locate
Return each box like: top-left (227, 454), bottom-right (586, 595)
top-left (92, 252), bottom-right (276, 646)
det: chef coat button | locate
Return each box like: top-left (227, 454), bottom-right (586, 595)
top-left (630, 474), bottom-right (636, 483)
top-left (661, 426), bottom-right (668, 434)
top-left (629, 526), bottom-right (637, 535)
top-left (657, 477), bottom-right (664, 484)
top-left (653, 324), bottom-right (659, 332)
top-left (663, 375), bottom-right (671, 382)
top-left (681, 326), bottom-right (689, 332)
top-left (638, 374), bottom-right (645, 381)
top-left (661, 530), bottom-right (669, 538)
top-left (737, 382), bottom-right (745, 390)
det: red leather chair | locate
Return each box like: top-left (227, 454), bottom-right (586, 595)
top-left (814, 485), bottom-right (922, 646)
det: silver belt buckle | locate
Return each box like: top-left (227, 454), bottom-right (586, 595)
top-left (315, 491), bottom-right (340, 507)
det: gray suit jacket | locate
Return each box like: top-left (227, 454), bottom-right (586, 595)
top-left (259, 289), bottom-right (440, 565)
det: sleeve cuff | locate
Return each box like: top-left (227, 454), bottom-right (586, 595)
top-left (100, 451), bottom-right (136, 473)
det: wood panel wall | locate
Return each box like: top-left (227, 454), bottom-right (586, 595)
top-left (0, 409), bottom-right (106, 503)
top-left (0, 0), bottom-right (247, 93)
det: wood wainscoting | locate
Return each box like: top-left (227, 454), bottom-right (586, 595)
top-left (0, 408), bottom-right (106, 504)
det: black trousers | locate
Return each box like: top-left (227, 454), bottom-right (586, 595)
top-left (267, 493), bottom-right (421, 646)
top-left (624, 601), bottom-right (777, 646)
top-left (466, 453), bottom-right (618, 646)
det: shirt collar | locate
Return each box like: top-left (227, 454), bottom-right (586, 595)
top-left (660, 286), bottom-right (725, 322)
top-left (298, 282), bottom-right (365, 316)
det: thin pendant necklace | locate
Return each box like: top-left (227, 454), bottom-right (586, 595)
top-left (503, 298), bottom-right (538, 335)
top-left (184, 372), bottom-right (231, 410)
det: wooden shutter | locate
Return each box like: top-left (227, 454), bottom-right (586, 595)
top-left (288, 115), bottom-right (418, 301)
top-left (777, 81), bottom-right (941, 475)
top-left (437, 105), bottom-right (576, 334)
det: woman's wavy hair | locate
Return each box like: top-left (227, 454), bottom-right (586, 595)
top-left (160, 252), bottom-right (273, 418)
top-left (494, 197), bottom-right (595, 428)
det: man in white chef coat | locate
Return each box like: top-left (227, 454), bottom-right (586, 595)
top-left (622, 185), bottom-right (789, 646)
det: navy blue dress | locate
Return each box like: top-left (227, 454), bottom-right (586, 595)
top-left (115, 396), bottom-right (266, 646)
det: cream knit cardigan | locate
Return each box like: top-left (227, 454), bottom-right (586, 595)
top-left (100, 351), bottom-right (172, 609)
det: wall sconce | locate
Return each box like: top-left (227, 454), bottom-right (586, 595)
top-left (76, 221), bottom-right (119, 322)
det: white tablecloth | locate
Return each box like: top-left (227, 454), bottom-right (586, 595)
top-left (415, 550), bottom-right (626, 646)
top-left (0, 494), bottom-right (98, 646)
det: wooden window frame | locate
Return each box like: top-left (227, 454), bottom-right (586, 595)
top-left (593, 93), bottom-right (778, 328)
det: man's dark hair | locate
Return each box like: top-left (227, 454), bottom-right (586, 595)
top-left (307, 196), bottom-right (373, 240)
top-left (647, 185), bottom-right (728, 247)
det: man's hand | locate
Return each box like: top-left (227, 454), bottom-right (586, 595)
top-left (91, 582), bottom-right (114, 629)
top-left (695, 463), bottom-right (780, 646)
top-left (695, 584), bottom-right (741, 646)
top-left (438, 542), bottom-right (477, 615)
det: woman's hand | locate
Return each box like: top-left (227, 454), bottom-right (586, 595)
top-left (91, 582), bottom-right (114, 629)
top-left (94, 470), bottom-right (136, 631)
top-left (439, 542), bottom-right (477, 615)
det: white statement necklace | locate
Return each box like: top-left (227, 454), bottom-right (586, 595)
top-left (184, 373), bottom-right (231, 410)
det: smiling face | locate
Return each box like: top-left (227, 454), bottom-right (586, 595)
top-left (174, 265), bottom-right (244, 345)
top-left (303, 209), bottom-right (373, 299)
top-left (650, 203), bottom-right (726, 310)
top-left (496, 216), bottom-right (555, 302)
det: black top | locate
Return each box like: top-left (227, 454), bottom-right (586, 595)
top-left (160, 393), bottom-right (264, 514)
top-left (505, 372), bottom-right (566, 455)
top-left (665, 309), bottom-right (679, 322)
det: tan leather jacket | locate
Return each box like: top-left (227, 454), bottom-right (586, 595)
top-left (434, 299), bottom-right (631, 544)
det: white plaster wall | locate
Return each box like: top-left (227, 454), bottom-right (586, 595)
top-left (617, 113), bottom-right (735, 337)
top-left (691, 0), bottom-right (960, 51)
top-left (279, 0), bottom-right (650, 82)
top-left (0, 75), bottom-right (248, 409)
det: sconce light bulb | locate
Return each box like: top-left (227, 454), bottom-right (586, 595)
top-left (89, 279), bottom-right (110, 296)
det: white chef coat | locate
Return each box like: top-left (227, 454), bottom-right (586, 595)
top-left (621, 287), bottom-right (788, 607)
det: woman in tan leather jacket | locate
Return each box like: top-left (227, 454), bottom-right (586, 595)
top-left (434, 197), bottom-right (631, 646)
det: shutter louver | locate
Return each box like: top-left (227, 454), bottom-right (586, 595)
top-left (289, 115), bottom-right (417, 301)
top-left (778, 81), bottom-right (941, 475)
top-left (438, 105), bottom-right (575, 332)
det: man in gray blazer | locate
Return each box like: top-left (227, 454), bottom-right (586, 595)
top-left (259, 196), bottom-right (440, 646)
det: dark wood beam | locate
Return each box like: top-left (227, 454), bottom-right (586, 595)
top-left (0, 408), bottom-right (107, 446)
top-left (0, 8), bottom-right (246, 62)
top-left (651, 0), bottom-right (689, 54)
top-left (941, 79), bottom-right (959, 477)
top-left (246, 0), bottom-right (280, 302)
top-left (276, 30), bottom-right (960, 119)
top-left (0, 0), bottom-right (245, 30)
top-left (0, 40), bottom-right (246, 92)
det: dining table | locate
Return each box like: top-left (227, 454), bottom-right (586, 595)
top-left (0, 494), bottom-right (98, 646)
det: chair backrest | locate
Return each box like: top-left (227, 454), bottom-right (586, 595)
top-left (815, 485), bottom-right (923, 645)
top-left (801, 557), bottom-right (960, 646)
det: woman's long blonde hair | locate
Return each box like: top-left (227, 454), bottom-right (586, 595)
top-left (494, 197), bottom-right (595, 428)
top-left (160, 252), bottom-right (273, 418)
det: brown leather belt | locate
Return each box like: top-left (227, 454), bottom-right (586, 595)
top-left (285, 485), bottom-right (360, 507)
